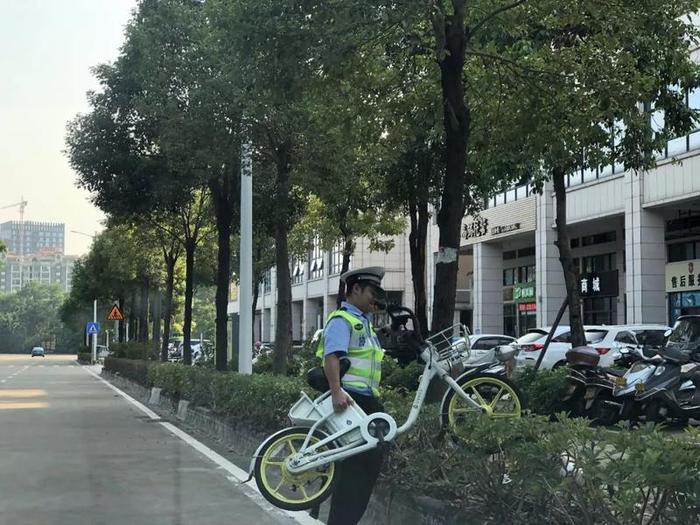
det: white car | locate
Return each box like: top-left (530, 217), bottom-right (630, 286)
top-left (31, 346), bottom-right (45, 357)
top-left (466, 334), bottom-right (516, 365)
top-left (514, 324), bottom-right (672, 369)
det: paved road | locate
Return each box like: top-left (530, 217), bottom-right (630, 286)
top-left (0, 354), bottom-right (306, 525)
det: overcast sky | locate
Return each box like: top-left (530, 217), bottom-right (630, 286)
top-left (0, 0), bottom-right (138, 255)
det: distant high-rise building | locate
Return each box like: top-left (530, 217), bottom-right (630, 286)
top-left (0, 221), bottom-right (65, 256)
top-left (0, 253), bottom-right (77, 293)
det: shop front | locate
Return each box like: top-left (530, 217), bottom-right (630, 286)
top-left (579, 269), bottom-right (619, 325)
top-left (666, 259), bottom-right (700, 324)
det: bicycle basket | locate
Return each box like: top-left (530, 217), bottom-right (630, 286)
top-left (425, 324), bottom-right (470, 362)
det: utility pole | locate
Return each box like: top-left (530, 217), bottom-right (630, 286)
top-left (92, 299), bottom-right (97, 364)
top-left (238, 124), bottom-right (253, 374)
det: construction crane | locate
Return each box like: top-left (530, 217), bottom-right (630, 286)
top-left (1, 196), bottom-right (28, 256)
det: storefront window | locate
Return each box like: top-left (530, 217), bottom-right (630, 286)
top-left (669, 291), bottom-right (700, 324)
top-left (582, 297), bottom-right (617, 325)
top-left (518, 265), bottom-right (536, 283)
top-left (668, 241), bottom-right (696, 263)
top-left (503, 304), bottom-right (516, 337)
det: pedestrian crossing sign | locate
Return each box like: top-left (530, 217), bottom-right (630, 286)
top-left (107, 304), bottom-right (125, 321)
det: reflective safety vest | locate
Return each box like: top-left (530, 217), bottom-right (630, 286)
top-left (316, 308), bottom-right (384, 397)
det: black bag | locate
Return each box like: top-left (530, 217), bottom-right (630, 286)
top-left (306, 357), bottom-right (351, 392)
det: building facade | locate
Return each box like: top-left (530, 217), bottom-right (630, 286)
top-left (0, 221), bottom-right (65, 256)
top-left (436, 118), bottom-right (700, 338)
top-left (228, 235), bottom-right (414, 344)
top-left (0, 253), bottom-right (77, 293)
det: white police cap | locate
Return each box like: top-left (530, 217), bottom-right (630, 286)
top-left (340, 266), bottom-right (385, 290)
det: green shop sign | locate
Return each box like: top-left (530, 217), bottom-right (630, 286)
top-left (513, 282), bottom-right (536, 303)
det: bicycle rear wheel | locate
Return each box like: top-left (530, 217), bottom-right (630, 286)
top-left (254, 427), bottom-right (337, 511)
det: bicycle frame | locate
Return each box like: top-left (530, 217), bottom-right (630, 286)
top-left (274, 345), bottom-right (484, 476)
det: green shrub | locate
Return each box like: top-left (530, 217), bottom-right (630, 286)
top-left (111, 341), bottom-right (158, 361)
top-left (104, 357), bottom-right (153, 386)
top-left (513, 366), bottom-right (570, 416)
top-left (382, 359), bottom-right (423, 393)
top-left (385, 406), bottom-right (700, 524)
top-left (77, 351), bottom-right (92, 364)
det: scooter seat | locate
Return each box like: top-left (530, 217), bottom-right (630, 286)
top-left (601, 367), bottom-right (625, 377)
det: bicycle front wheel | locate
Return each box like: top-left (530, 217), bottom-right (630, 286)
top-left (254, 427), bottom-right (337, 511)
top-left (441, 373), bottom-right (524, 428)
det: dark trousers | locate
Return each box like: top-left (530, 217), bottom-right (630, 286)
top-left (326, 392), bottom-right (384, 525)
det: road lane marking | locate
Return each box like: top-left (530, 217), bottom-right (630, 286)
top-left (0, 389), bottom-right (47, 398)
top-left (0, 401), bottom-right (49, 410)
top-left (81, 364), bottom-right (323, 525)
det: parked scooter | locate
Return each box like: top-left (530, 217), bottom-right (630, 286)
top-left (611, 338), bottom-right (665, 422)
top-left (562, 346), bottom-right (622, 426)
top-left (634, 316), bottom-right (700, 425)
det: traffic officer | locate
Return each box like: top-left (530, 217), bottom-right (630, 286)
top-left (316, 266), bottom-right (387, 525)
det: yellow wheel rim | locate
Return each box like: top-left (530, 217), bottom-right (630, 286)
top-left (448, 377), bottom-right (522, 427)
top-left (259, 432), bottom-right (335, 506)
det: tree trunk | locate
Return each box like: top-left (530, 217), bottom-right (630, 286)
top-left (552, 168), bottom-right (586, 347)
top-left (183, 240), bottom-right (196, 365)
top-left (273, 142), bottom-right (292, 375)
top-left (336, 236), bottom-right (354, 307)
top-left (409, 191), bottom-right (430, 339)
top-left (118, 296), bottom-right (125, 342)
top-left (128, 290), bottom-right (137, 341)
top-left (210, 176), bottom-right (234, 372)
top-left (151, 288), bottom-right (161, 359)
top-left (431, 1), bottom-right (471, 333)
top-left (161, 256), bottom-right (176, 362)
top-left (138, 279), bottom-right (149, 343)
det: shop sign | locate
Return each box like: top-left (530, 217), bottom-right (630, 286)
top-left (462, 216), bottom-right (489, 240)
top-left (491, 223), bottom-right (521, 235)
top-left (518, 303), bottom-right (537, 312)
top-left (513, 281), bottom-right (536, 303)
top-left (579, 270), bottom-right (619, 297)
top-left (665, 259), bottom-right (700, 292)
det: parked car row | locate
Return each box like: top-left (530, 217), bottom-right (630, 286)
top-left (512, 324), bottom-right (671, 369)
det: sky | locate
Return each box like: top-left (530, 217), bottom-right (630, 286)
top-left (0, 0), bottom-right (138, 255)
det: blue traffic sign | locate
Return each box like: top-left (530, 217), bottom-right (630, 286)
top-left (86, 322), bottom-right (101, 335)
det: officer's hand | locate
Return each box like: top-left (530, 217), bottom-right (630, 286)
top-left (331, 389), bottom-right (354, 413)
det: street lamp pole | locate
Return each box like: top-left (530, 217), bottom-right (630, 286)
top-left (238, 123), bottom-right (253, 374)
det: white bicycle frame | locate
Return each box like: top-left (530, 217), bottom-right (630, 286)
top-left (250, 336), bottom-right (487, 477)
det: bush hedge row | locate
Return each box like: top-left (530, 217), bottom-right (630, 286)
top-left (103, 357), bottom-right (700, 523)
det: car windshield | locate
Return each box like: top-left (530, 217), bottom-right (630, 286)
top-left (668, 318), bottom-right (700, 344)
top-left (516, 330), bottom-right (548, 344)
top-left (585, 330), bottom-right (608, 344)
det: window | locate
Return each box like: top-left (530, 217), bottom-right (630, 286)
top-left (503, 250), bottom-right (517, 260)
top-left (582, 297), bottom-right (617, 325)
top-left (291, 258), bottom-right (304, 285)
top-left (581, 253), bottom-right (616, 273)
top-left (472, 337), bottom-right (503, 350)
top-left (581, 231), bottom-right (616, 247)
top-left (518, 247), bottom-right (535, 257)
top-left (309, 238), bottom-right (324, 280)
top-left (668, 241), bottom-right (696, 263)
top-left (614, 331), bottom-right (636, 345)
top-left (518, 265), bottom-right (535, 283)
top-left (503, 268), bottom-right (516, 286)
top-left (570, 238), bottom-right (580, 249)
top-left (263, 269), bottom-right (271, 294)
top-left (503, 304), bottom-right (516, 338)
top-left (330, 242), bottom-right (344, 275)
top-left (586, 330), bottom-right (609, 344)
top-left (633, 329), bottom-right (667, 347)
top-left (553, 332), bottom-right (571, 343)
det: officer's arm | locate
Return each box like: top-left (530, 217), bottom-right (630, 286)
top-left (323, 353), bottom-right (343, 393)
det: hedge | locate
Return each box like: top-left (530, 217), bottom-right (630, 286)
top-left (103, 358), bottom-right (700, 523)
top-left (104, 357), bottom-right (153, 387)
top-left (77, 352), bottom-right (92, 364)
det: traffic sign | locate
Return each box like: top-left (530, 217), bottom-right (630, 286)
top-left (86, 322), bottom-right (100, 335)
top-left (107, 304), bottom-right (124, 321)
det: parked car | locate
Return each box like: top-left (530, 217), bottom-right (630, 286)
top-left (467, 334), bottom-right (516, 364)
top-left (514, 324), bottom-right (672, 369)
top-left (31, 346), bottom-right (45, 357)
